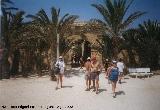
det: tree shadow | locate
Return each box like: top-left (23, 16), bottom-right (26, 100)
top-left (98, 89), bottom-right (107, 94)
top-left (116, 91), bottom-right (126, 96)
top-left (124, 77), bottom-right (129, 80)
top-left (64, 69), bottom-right (83, 78)
top-left (121, 81), bottom-right (127, 84)
top-left (62, 85), bottom-right (73, 88)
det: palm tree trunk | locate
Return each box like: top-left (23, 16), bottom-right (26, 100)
top-left (81, 41), bottom-right (85, 57)
top-left (57, 33), bottom-right (60, 60)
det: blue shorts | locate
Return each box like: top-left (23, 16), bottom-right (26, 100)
top-left (109, 74), bottom-right (118, 81)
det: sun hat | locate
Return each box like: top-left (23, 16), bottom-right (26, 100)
top-left (59, 56), bottom-right (63, 59)
top-left (112, 60), bottom-right (117, 64)
top-left (106, 59), bottom-right (109, 61)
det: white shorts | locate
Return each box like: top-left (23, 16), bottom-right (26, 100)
top-left (60, 68), bottom-right (64, 74)
top-left (119, 72), bottom-right (123, 75)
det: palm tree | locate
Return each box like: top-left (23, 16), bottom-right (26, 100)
top-left (1, 9), bottom-right (25, 77)
top-left (123, 20), bottom-right (160, 69)
top-left (26, 7), bottom-right (78, 62)
top-left (91, 0), bottom-right (146, 58)
top-left (122, 29), bottom-right (139, 66)
top-left (1, 0), bottom-right (18, 13)
top-left (136, 20), bottom-right (160, 69)
top-left (16, 22), bottom-right (50, 76)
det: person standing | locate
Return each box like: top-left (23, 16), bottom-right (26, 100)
top-left (90, 56), bottom-right (101, 94)
top-left (117, 58), bottom-right (125, 84)
top-left (79, 57), bottom-right (84, 69)
top-left (108, 61), bottom-right (119, 98)
top-left (84, 57), bottom-right (91, 91)
top-left (10, 48), bottom-right (20, 78)
top-left (55, 56), bottom-right (65, 90)
top-left (104, 59), bottom-right (109, 71)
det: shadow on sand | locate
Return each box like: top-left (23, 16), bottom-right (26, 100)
top-left (116, 91), bottom-right (126, 96)
top-left (120, 81), bottom-right (127, 84)
top-left (62, 85), bottom-right (73, 88)
top-left (124, 77), bottom-right (130, 80)
top-left (98, 89), bottom-right (107, 94)
top-left (64, 69), bottom-right (83, 78)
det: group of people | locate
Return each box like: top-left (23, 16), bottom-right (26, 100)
top-left (84, 57), bottom-right (124, 97)
top-left (53, 56), bottom-right (125, 98)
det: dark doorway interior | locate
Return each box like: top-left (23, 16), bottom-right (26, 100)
top-left (83, 41), bottom-right (91, 61)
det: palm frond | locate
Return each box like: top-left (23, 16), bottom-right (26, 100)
top-left (36, 9), bottom-right (50, 24)
top-left (59, 15), bottom-right (79, 33)
top-left (121, 11), bottom-right (146, 29)
top-left (1, 0), bottom-right (13, 6)
top-left (51, 7), bottom-right (60, 26)
top-left (91, 4), bottom-right (111, 26)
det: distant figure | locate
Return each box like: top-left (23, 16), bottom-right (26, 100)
top-left (90, 56), bottom-right (101, 94)
top-left (117, 58), bottom-right (125, 84)
top-left (104, 58), bottom-right (110, 71)
top-left (108, 61), bottom-right (119, 98)
top-left (55, 56), bottom-right (65, 90)
top-left (10, 48), bottom-right (20, 77)
top-left (79, 57), bottom-right (84, 69)
top-left (84, 57), bottom-right (91, 91)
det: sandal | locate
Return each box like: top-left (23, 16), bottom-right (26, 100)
top-left (113, 93), bottom-right (116, 98)
top-left (85, 88), bottom-right (90, 91)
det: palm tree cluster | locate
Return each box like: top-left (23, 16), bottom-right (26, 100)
top-left (1, 0), bottom-right (79, 78)
top-left (91, 0), bottom-right (146, 59)
top-left (0, 0), bottom-right (159, 79)
top-left (91, 0), bottom-right (160, 69)
top-left (123, 20), bottom-right (160, 69)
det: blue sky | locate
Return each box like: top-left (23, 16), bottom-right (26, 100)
top-left (11, 0), bottom-right (160, 27)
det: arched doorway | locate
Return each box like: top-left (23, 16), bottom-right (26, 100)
top-left (70, 40), bottom-right (91, 67)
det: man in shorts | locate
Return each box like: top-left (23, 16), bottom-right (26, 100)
top-left (84, 57), bottom-right (91, 91)
top-left (117, 58), bottom-right (125, 84)
top-left (91, 56), bottom-right (101, 94)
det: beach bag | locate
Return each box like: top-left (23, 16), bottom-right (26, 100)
top-left (54, 62), bottom-right (60, 74)
top-left (109, 67), bottom-right (119, 81)
top-left (54, 66), bottom-right (60, 74)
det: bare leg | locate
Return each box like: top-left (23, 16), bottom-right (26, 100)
top-left (86, 80), bottom-right (88, 88)
top-left (96, 80), bottom-right (99, 94)
top-left (119, 73), bottom-right (123, 84)
top-left (56, 75), bottom-right (59, 89)
top-left (60, 75), bottom-right (63, 88)
top-left (89, 79), bottom-right (91, 89)
top-left (92, 79), bottom-right (96, 91)
top-left (93, 80), bottom-right (95, 88)
top-left (85, 79), bottom-right (89, 91)
top-left (112, 81), bottom-right (117, 98)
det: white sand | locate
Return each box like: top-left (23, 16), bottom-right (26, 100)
top-left (0, 70), bottom-right (160, 110)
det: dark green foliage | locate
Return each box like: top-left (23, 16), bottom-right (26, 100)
top-left (26, 7), bottom-right (79, 56)
top-left (91, 0), bottom-right (145, 59)
top-left (123, 20), bottom-right (160, 69)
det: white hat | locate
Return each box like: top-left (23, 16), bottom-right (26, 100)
top-left (112, 60), bottom-right (117, 64)
top-left (87, 57), bottom-right (91, 60)
top-left (59, 56), bottom-right (63, 59)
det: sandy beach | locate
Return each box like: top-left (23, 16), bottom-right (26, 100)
top-left (0, 69), bottom-right (160, 110)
